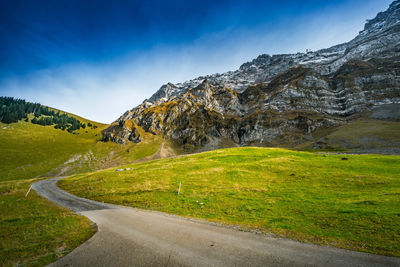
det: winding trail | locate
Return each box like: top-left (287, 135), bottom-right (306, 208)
top-left (33, 178), bottom-right (400, 267)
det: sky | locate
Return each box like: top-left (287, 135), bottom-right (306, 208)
top-left (0, 0), bottom-right (394, 123)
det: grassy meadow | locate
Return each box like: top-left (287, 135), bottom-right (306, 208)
top-left (0, 118), bottom-right (163, 266)
top-left (0, 179), bottom-right (96, 267)
top-left (60, 147), bottom-right (400, 256)
top-left (0, 117), bottom-right (161, 181)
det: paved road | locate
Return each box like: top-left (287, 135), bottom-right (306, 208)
top-left (33, 177), bottom-right (115, 212)
top-left (33, 177), bottom-right (400, 267)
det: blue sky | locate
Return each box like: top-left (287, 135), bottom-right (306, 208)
top-left (0, 0), bottom-right (393, 123)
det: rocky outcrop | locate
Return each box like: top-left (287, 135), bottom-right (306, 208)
top-left (102, 120), bottom-right (141, 144)
top-left (103, 1), bottom-right (400, 151)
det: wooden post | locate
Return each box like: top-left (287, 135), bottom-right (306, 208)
top-left (178, 181), bottom-right (181, 195)
top-left (25, 185), bottom-right (32, 197)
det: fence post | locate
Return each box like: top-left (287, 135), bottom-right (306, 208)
top-left (25, 185), bottom-right (32, 197)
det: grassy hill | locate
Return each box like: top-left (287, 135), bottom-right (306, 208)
top-left (298, 118), bottom-right (400, 154)
top-left (0, 109), bottom-right (165, 266)
top-left (60, 147), bottom-right (400, 257)
top-left (2, 99), bottom-right (399, 265)
top-left (0, 114), bottom-right (164, 181)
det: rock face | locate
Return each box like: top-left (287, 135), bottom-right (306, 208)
top-left (102, 120), bottom-right (141, 144)
top-left (103, 1), bottom-right (400, 151)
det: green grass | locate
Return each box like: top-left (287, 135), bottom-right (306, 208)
top-left (0, 119), bottom-right (104, 181)
top-left (0, 179), bottom-right (96, 267)
top-left (60, 147), bottom-right (400, 257)
top-left (0, 118), bottom-right (163, 266)
top-left (0, 119), bottom-right (161, 181)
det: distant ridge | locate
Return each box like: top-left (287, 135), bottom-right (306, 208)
top-left (104, 1), bottom-right (400, 153)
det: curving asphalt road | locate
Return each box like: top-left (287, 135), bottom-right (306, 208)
top-left (33, 177), bottom-right (400, 267)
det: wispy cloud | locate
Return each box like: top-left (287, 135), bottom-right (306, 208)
top-left (0, 0), bottom-right (393, 123)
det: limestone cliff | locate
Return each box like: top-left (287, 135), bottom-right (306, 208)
top-left (103, 1), bottom-right (400, 152)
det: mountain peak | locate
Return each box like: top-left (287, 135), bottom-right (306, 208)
top-left (390, 0), bottom-right (400, 9)
top-left (360, 0), bottom-right (400, 35)
top-left (105, 1), bottom-right (400, 152)
top-left (143, 1), bottom-right (400, 108)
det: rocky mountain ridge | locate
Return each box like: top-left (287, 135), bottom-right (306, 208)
top-left (103, 1), bottom-right (400, 152)
top-left (141, 0), bottom-right (400, 103)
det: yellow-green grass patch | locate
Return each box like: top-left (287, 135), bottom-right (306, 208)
top-left (0, 120), bottom-right (161, 181)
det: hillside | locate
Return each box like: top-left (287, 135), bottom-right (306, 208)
top-left (60, 147), bottom-right (400, 257)
top-left (104, 1), bottom-right (400, 153)
top-left (0, 104), bottom-right (166, 181)
top-left (0, 101), bottom-right (169, 266)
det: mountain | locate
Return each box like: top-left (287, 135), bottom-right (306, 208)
top-left (103, 1), bottom-right (400, 153)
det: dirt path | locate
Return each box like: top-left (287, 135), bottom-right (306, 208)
top-left (33, 178), bottom-right (400, 267)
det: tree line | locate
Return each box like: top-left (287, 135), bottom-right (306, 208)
top-left (0, 96), bottom-right (96, 133)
